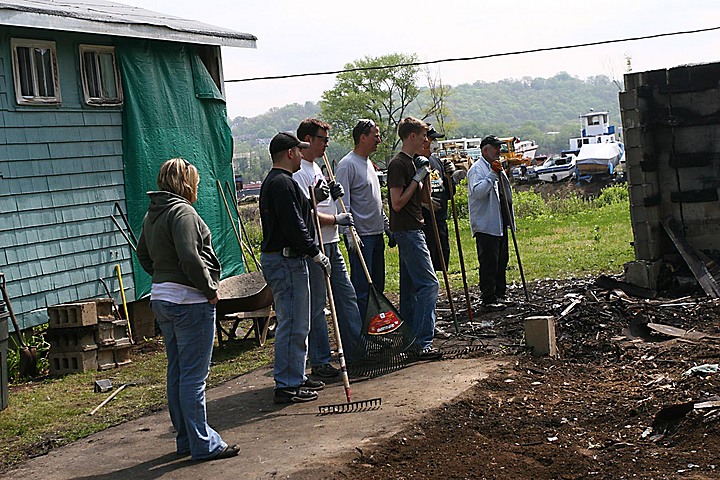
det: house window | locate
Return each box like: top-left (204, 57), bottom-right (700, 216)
top-left (11, 38), bottom-right (61, 104)
top-left (79, 45), bottom-right (122, 106)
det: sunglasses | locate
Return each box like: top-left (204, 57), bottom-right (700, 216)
top-left (356, 118), bottom-right (376, 134)
top-left (313, 134), bottom-right (330, 144)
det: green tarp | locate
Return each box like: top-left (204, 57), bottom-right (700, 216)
top-left (117, 39), bottom-right (244, 300)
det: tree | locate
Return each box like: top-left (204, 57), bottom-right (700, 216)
top-left (320, 53), bottom-right (421, 166)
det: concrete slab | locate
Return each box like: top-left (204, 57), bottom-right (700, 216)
top-left (5, 356), bottom-right (508, 479)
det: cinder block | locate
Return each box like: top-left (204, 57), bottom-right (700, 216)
top-left (93, 298), bottom-right (116, 318)
top-left (97, 347), bottom-right (116, 370)
top-left (95, 317), bottom-right (117, 346)
top-left (47, 302), bottom-right (97, 329)
top-left (49, 350), bottom-right (97, 376)
top-left (47, 327), bottom-right (97, 352)
top-left (624, 260), bottom-right (663, 290)
top-left (113, 341), bottom-right (132, 367)
top-left (524, 316), bottom-right (557, 357)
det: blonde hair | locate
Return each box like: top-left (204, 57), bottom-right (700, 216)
top-left (157, 158), bottom-right (199, 203)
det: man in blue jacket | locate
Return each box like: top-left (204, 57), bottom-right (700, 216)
top-left (466, 135), bottom-right (516, 311)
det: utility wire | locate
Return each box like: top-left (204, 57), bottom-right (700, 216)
top-left (225, 26), bottom-right (720, 83)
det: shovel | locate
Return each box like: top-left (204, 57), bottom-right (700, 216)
top-left (498, 172), bottom-right (529, 301)
top-left (0, 273), bottom-right (38, 378)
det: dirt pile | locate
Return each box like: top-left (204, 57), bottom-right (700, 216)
top-left (339, 277), bottom-right (720, 479)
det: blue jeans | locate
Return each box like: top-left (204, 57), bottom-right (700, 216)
top-left (151, 300), bottom-right (226, 460)
top-left (327, 242), bottom-right (361, 360)
top-left (261, 252), bottom-right (310, 389)
top-left (307, 257), bottom-right (331, 368)
top-left (348, 233), bottom-right (385, 320)
top-left (394, 230), bottom-right (439, 349)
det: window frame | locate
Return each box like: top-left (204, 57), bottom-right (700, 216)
top-left (10, 38), bottom-right (62, 105)
top-left (78, 44), bottom-right (123, 106)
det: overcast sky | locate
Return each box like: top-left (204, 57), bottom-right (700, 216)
top-left (120, 0), bottom-right (720, 119)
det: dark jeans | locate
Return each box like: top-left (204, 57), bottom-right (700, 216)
top-left (422, 209), bottom-right (450, 271)
top-left (474, 230), bottom-right (509, 304)
top-left (348, 233), bottom-right (385, 320)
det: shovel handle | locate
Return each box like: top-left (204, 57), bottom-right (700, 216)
top-left (0, 273), bottom-right (28, 348)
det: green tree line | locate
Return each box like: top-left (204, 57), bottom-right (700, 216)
top-left (230, 71), bottom-right (623, 182)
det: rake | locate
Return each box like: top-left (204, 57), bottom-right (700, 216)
top-left (309, 186), bottom-right (382, 415)
top-left (321, 154), bottom-right (421, 379)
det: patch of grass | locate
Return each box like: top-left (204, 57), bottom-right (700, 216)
top-left (0, 337), bottom-right (273, 469)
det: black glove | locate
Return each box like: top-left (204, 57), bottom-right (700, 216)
top-left (385, 227), bottom-right (396, 248)
top-left (443, 159), bottom-right (456, 176)
top-left (413, 155), bottom-right (430, 169)
top-left (313, 180), bottom-right (330, 203)
top-left (328, 180), bottom-right (344, 200)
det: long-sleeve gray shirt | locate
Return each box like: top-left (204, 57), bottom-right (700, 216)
top-left (335, 150), bottom-right (386, 236)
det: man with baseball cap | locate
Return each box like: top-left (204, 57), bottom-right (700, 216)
top-left (420, 124), bottom-right (458, 272)
top-left (260, 131), bottom-right (332, 403)
top-left (466, 135), bottom-right (516, 311)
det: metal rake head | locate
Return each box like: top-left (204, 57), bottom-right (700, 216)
top-left (318, 397), bottom-right (382, 415)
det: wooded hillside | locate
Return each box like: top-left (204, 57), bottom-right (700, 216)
top-left (230, 72), bottom-right (623, 181)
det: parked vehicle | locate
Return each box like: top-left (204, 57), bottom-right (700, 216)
top-left (535, 155), bottom-right (576, 183)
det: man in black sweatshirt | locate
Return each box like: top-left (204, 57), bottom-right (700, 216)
top-left (260, 132), bottom-right (331, 404)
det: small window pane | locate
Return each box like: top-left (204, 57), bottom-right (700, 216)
top-left (80, 45), bottom-right (122, 105)
top-left (98, 53), bottom-right (117, 98)
top-left (34, 47), bottom-right (55, 97)
top-left (16, 46), bottom-right (34, 96)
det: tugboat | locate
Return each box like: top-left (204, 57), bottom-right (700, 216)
top-left (570, 110), bottom-right (624, 181)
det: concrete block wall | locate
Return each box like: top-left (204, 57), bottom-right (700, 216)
top-left (621, 63), bottom-right (720, 290)
top-left (48, 298), bottom-right (132, 376)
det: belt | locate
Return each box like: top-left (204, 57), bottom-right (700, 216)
top-left (264, 247), bottom-right (303, 258)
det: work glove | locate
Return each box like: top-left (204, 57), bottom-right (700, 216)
top-left (443, 159), bottom-right (456, 176)
top-left (451, 169), bottom-right (466, 185)
top-left (312, 252), bottom-right (331, 277)
top-left (491, 160), bottom-right (503, 174)
top-left (413, 165), bottom-right (431, 184)
top-left (385, 227), bottom-right (396, 248)
top-left (334, 212), bottom-right (354, 226)
top-left (344, 232), bottom-right (364, 255)
top-left (313, 179), bottom-right (330, 203)
top-left (328, 180), bottom-right (344, 200)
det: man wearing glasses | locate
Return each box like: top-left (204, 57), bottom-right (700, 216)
top-left (292, 118), bottom-right (361, 376)
top-left (335, 119), bottom-right (388, 320)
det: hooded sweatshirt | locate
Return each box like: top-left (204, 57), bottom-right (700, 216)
top-left (137, 191), bottom-right (221, 300)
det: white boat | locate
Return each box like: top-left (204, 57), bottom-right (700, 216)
top-left (534, 155), bottom-right (576, 182)
top-left (569, 110), bottom-right (624, 178)
top-left (575, 143), bottom-right (624, 176)
top-left (514, 139), bottom-right (539, 160)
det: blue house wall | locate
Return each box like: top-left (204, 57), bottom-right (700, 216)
top-left (0, 26), bottom-right (133, 330)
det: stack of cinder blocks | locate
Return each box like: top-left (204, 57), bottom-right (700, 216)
top-left (620, 62), bottom-right (720, 289)
top-left (47, 298), bottom-right (132, 376)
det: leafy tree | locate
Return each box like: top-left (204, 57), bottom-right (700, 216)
top-left (320, 53), bottom-right (421, 166)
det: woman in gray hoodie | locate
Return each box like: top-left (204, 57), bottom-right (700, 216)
top-left (137, 158), bottom-right (238, 461)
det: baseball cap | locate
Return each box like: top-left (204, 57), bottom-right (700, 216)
top-left (480, 135), bottom-right (503, 148)
top-left (426, 124), bottom-right (445, 139)
top-left (269, 131), bottom-right (310, 156)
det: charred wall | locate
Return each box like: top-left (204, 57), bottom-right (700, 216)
top-left (620, 63), bottom-right (720, 291)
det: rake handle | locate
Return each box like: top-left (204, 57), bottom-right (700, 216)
top-left (498, 172), bottom-right (529, 301)
top-left (322, 154), bottom-right (373, 285)
top-left (309, 185), bottom-right (353, 404)
top-left (446, 173), bottom-right (473, 322)
top-left (423, 178), bottom-right (458, 333)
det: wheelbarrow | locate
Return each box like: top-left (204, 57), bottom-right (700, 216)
top-left (215, 271), bottom-right (274, 347)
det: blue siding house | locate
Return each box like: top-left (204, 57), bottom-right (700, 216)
top-left (0, 1), bottom-right (255, 330)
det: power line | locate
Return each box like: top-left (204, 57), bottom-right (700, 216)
top-left (224, 26), bottom-right (720, 83)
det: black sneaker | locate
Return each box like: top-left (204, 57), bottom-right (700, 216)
top-left (413, 346), bottom-right (442, 360)
top-left (482, 302), bottom-right (506, 311)
top-left (312, 363), bottom-right (340, 378)
top-left (273, 387), bottom-right (319, 404)
top-left (301, 378), bottom-right (325, 391)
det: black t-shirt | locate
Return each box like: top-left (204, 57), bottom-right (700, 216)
top-left (259, 168), bottom-right (319, 257)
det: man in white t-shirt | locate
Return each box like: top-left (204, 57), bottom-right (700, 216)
top-left (292, 118), bottom-right (362, 375)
